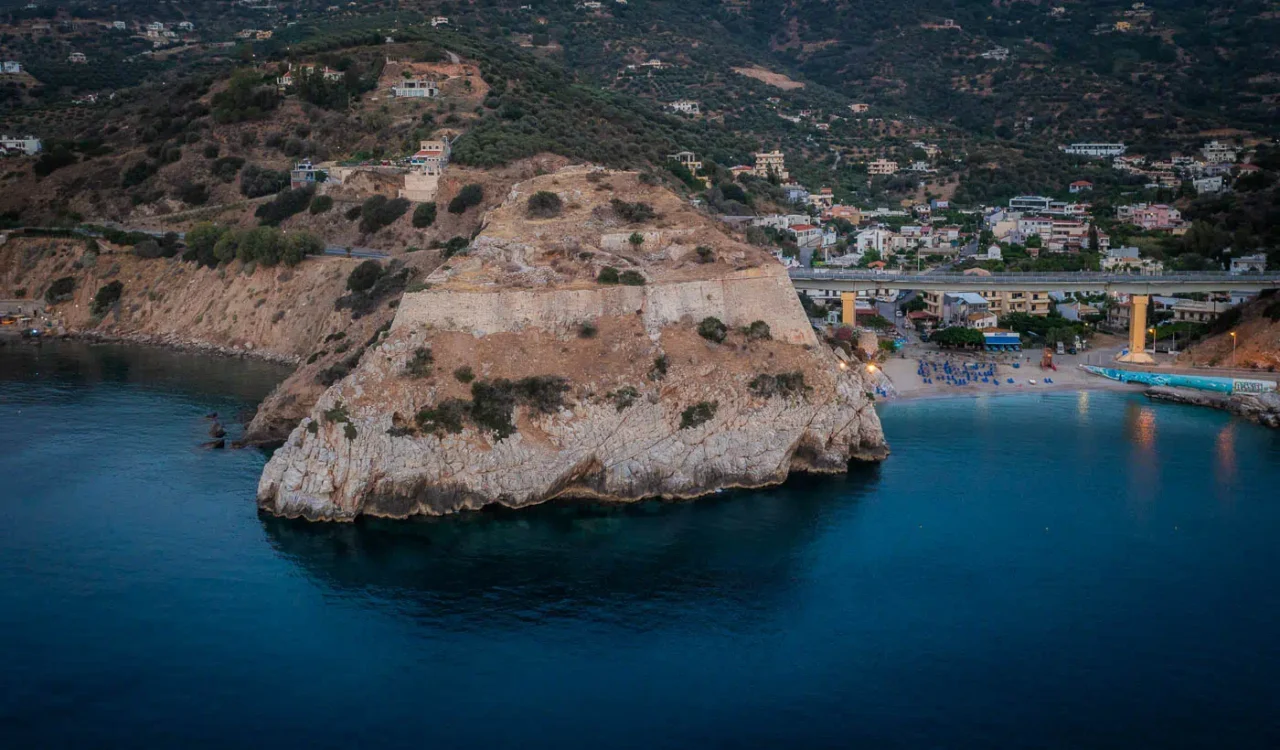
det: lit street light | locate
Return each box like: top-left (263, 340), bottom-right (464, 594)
top-left (1230, 331), bottom-right (1237, 367)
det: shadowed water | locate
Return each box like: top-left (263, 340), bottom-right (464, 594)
top-left (2, 342), bottom-right (1279, 749)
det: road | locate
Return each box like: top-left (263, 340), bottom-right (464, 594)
top-left (35, 224), bottom-right (390, 261)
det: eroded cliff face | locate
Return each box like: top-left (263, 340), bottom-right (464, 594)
top-left (257, 167), bottom-right (888, 520)
top-left (0, 236), bottom-right (412, 444)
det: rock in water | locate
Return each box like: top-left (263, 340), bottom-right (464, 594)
top-left (209, 422), bottom-right (227, 439)
top-left (257, 167), bottom-right (888, 521)
top-left (202, 438), bottom-right (226, 450)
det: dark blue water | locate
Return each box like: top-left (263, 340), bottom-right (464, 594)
top-left (3, 342), bottom-right (1280, 749)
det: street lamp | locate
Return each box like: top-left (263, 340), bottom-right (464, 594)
top-left (1230, 331), bottom-right (1237, 367)
top-left (1148, 326), bottom-right (1156, 355)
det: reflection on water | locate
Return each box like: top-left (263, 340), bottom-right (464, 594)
top-left (0, 339), bottom-right (290, 405)
top-left (260, 471), bottom-right (881, 630)
top-left (1216, 423), bottom-right (1238, 500)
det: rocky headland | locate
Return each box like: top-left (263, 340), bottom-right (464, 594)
top-left (257, 167), bottom-right (887, 520)
top-left (1145, 386), bottom-right (1280, 428)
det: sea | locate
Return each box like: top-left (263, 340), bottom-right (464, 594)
top-left (2, 341), bottom-right (1278, 749)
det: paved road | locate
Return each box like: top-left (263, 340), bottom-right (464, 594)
top-left (38, 224), bottom-right (391, 261)
top-left (322, 246), bottom-right (390, 260)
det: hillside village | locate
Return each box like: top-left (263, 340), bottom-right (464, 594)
top-left (0, 2), bottom-right (1276, 377)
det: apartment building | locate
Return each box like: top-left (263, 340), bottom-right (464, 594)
top-left (868, 159), bottom-right (898, 176)
top-left (1060, 142), bottom-right (1127, 158)
top-left (752, 151), bottom-right (788, 180)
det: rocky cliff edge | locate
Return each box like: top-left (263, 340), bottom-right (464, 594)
top-left (257, 167), bottom-right (887, 520)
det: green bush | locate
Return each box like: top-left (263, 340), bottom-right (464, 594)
top-left (44, 276), bottom-right (75, 304)
top-left (412, 201), bottom-right (437, 228)
top-left (346, 260), bottom-right (383, 292)
top-left (650, 355), bottom-right (669, 381)
top-left (447, 183), bottom-right (483, 214)
top-left (748, 372), bottom-right (808, 399)
top-left (309, 195), bottom-right (334, 214)
top-left (597, 266), bottom-right (620, 284)
top-left (608, 386), bottom-right (639, 412)
top-left (526, 190), bottom-right (563, 218)
top-left (416, 398), bottom-right (470, 435)
top-left (175, 181), bottom-right (209, 206)
top-left (619, 270), bottom-right (646, 286)
top-left (610, 199), bottom-right (655, 223)
top-left (240, 164), bottom-right (289, 197)
top-left (91, 281), bottom-right (123, 316)
top-left (281, 232), bottom-right (324, 266)
top-left (453, 365), bottom-right (475, 383)
top-left (697, 317), bottom-right (728, 343)
top-left (404, 347), bottom-right (434, 377)
top-left (442, 236), bottom-right (469, 258)
top-left (255, 186), bottom-right (315, 226)
top-left (469, 379), bottom-right (519, 439)
top-left (211, 156), bottom-right (245, 183)
top-left (745, 320), bottom-right (771, 341)
top-left (358, 195), bottom-right (410, 234)
top-left (695, 245), bottom-right (715, 263)
top-left (211, 69), bottom-right (280, 123)
top-left (679, 401), bottom-right (718, 430)
top-left (578, 321), bottom-right (598, 338)
top-left (183, 223), bottom-right (228, 267)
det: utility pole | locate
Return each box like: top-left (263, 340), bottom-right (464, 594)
top-left (1230, 331), bottom-right (1237, 368)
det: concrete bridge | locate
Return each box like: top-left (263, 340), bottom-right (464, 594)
top-left (788, 268), bottom-right (1280, 365)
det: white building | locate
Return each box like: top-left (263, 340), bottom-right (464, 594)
top-left (666, 100), bottom-right (700, 115)
top-left (1230, 253), bottom-right (1268, 275)
top-left (177, 21), bottom-right (194, 31)
top-left (145, 22), bottom-right (165, 38)
top-left (1202, 140), bottom-right (1237, 164)
top-left (1, 61), bottom-right (20, 74)
top-left (855, 228), bottom-right (895, 255)
top-left (68, 52), bottom-right (87, 64)
top-left (0, 135), bottom-right (42, 155)
top-left (430, 16), bottom-right (450, 27)
top-left (112, 21), bottom-right (126, 30)
top-left (1193, 176), bottom-right (1224, 194)
top-left (1060, 142), bottom-right (1127, 158)
top-left (1102, 246), bottom-right (1163, 275)
top-left (391, 78), bottom-right (439, 98)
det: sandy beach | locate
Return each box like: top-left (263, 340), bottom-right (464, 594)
top-left (875, 345), bottom-right (1138, 402)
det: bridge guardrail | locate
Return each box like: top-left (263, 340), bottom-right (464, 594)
top-left (788, 269), bottom-right (1280, 285)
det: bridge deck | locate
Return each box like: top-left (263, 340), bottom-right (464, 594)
top-left (789, 269), bottom-right (1280, 294)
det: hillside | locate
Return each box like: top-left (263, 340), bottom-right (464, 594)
top-left (1180, 292), bottom-right (1280, 372)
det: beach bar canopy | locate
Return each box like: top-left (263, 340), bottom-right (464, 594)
top-left (983, 331), bottom-right (1021, 352)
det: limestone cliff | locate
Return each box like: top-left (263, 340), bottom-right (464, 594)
top-left (258, 167), bottom-right (887, 520)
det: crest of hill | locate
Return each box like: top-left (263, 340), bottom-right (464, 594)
top-left (427, 166), bottom-right (776, 292)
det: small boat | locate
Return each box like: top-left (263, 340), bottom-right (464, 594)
top-left (1029, 379), bottom-right (1037, 385)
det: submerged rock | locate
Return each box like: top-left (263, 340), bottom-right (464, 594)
top-left (257, 167), bottom-right (888, 521)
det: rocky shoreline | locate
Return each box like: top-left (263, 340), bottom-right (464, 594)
top-left (1145, 386), bottom-right (1280, 428)
top-left (68, 330), bottom-right (301, 365)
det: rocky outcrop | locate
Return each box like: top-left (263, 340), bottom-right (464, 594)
top-left (257, 167), bottom-right (888, 520)
top-left (1146, 386), bottom-right (1280, 428)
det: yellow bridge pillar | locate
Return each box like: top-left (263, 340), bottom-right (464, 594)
top-left (1118, 293), bottom-right (1155, 365)
top-left (841, 292), bottom-right (856, 326)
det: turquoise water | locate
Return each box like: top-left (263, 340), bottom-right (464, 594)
top-left (2, 342), bottom-right (1280, 749)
